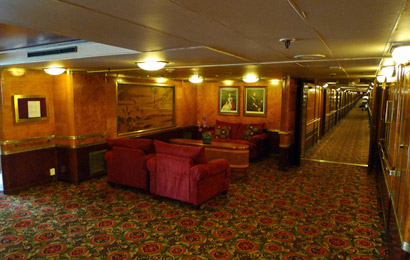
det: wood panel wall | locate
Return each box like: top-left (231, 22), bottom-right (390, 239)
top-left (0, 70), bottom-right (284, 193)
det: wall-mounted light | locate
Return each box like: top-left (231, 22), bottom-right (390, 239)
top-left (381, 65), bottom-right (395, 77)
top-left (156, 77), bottom-right (168, 83)
top-left (136, 61), bottom-right (167, 71)
top-left (44, 67), bottom-right (66, 75)
top-left (392, 45), bottom-right (410, 65)
top-left (242, 75), bottom-right (259, 83)
top-left (376, 75), bottom-right (386, 83)
top-left (8, 68), bottom-right (25, 77)
top-left (189, 75), bottom-right (203, 84)
top-left (223, 80), bottom-right (234, 85)
top-left (323, 83), bottom-right (329, 88)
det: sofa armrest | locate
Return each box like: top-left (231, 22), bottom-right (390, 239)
top-left (190, 158), bottom-right (230, 181)
top-left (251, 132), bottom-right (268, 141)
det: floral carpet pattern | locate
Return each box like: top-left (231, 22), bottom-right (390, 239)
top-left (0, 104), bottom-right (388, 259)
top-left (0, 159), bottom-right (388, 259)
top-left (304, 106), bottom-right (370, 165)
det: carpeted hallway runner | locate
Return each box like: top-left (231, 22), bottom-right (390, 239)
top-left (303, 105), bottom-right (370, 166)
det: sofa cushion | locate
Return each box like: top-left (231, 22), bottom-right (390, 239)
top-left (249, 123), bottom-right (265, 134)
top-left (233, 123), bottom-right (247, 139)
top-left (216, 120), bottom-right (240, 138)
top-left (107, 138), bottom-right (154, 154)
top-left (154, 140), bottom-right (208, 164)
top-left (243, 124), bottom-right (261, 140)
top-left (214, 125), bottom-right (232, 139)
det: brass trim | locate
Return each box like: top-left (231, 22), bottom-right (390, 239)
top-left (1, 133), bottom-right (106, 146)
top-left (279, 130), bottom-right (294, 135)
top-left (279, 143), bottom-right (293, 148)
top-left (302, 158), bottom-right (368, 167)
top-left (55, 141), bottom-right (107, 149)
top-left (0, 135), bottom-right (55, 145)
top-left (306, 118), bottom-right (321, 126)
top-left (266, 129), bottom-right (280, 133)
top-left (1, 144), bottom-right (55, 155)
top-left (54, 132), bottom-right (107, 140)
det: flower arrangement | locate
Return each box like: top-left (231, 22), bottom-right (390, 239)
top-left (198, 115), bottom-right (211, 138)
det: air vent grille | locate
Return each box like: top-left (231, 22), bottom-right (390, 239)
top-left (27, 46), bottom-right (77, 58)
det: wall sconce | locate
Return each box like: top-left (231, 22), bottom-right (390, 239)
top-left (376, 75), bottom-right (386, 83)
top-left (189, 75), bottom-right (203, 83)
top-left (242, 75), bottom-right (259, 83)
top-left (392, 45), bottom-right (410, 65)
top-left (381, 65), bottom-right (395, 77)
top-left (44, 67), bottom-right (66, 75)
top-left (136, 61), bottom-right (167, 71)
top-left (156, 77), bottom-right (168, 83)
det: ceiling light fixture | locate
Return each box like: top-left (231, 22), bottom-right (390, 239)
top-left (392, 45), bottom-right (410, 65)
top-left (136, 61), bottom-right (167, 71)
top-left (44, 67), bottom-right (66, 75)
top-left (294, 54), bottom-right (326, 60)
top-left (189, 75), bottom-right (203, 84)
top-left (156, 77), bottom-right (168, 83)
top-left (242, 75), bottom-right (259, 83)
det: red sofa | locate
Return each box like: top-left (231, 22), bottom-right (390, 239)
top-left (211, 120), bottom-right (268, 160)
top-left (147, 140), bottom-right (231, 207)
top-left (104, 138), bottom-right (155, 192)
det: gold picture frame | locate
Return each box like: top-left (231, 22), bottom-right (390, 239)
top-left (13, 95), bottom-right (48, 123)
top-left (218, 86), bottom-right (239, 115)
top-left (116, 82), bottom-right (176, 136)
top-left (244, 87), bottom-right (266, 117)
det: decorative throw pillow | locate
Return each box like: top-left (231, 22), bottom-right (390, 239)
top-left (242, 125), bottom-right (260, 140)
top-left (214, 125), bottom-right (232, 139)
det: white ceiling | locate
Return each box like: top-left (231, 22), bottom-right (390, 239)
top-left (0, 0), bottom-right (409, 90)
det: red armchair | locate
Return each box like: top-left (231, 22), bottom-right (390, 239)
top-left (104, 138), bottom-right (155, 192)
top-left (147, 140), bottom-right (231, 207)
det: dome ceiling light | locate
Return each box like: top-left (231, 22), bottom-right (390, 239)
top-left (136, 60), bottom-right (167, 71)
top-left (44, 67), bottom-right (66, 75)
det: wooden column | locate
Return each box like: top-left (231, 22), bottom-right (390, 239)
top-left (279, 76), bottom-right (297, 170)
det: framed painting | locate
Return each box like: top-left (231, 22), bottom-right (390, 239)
top-left (13, 95), bottom-right (48, 123)
top-left (244, 87), bottom-right (266, 117)
top-left (116, 82), bottom-right (175, 136)
top-left (218, 86), bottom-right (239, 115)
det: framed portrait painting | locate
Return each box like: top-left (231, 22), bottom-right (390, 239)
top-left (244, 87), bottom-right (266, 117)
top-left (218, 86), bottom-right (239, 115)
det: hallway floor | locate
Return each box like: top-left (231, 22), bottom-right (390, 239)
top-left (0, 105), bottom-right (389, 259)
top-left (303, 105), bottom-right (370, 166)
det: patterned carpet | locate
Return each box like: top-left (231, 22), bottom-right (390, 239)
top-left (0, 160), bottom-right (388, 259)
top-left (303, 106), bottom-right (370, 165)
top-left (0, 105), bottom-right (388, 259)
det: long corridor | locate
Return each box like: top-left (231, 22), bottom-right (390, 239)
top-left (303, 104), bottom-right (370, 166)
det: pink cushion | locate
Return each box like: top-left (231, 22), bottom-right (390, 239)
top-left (106, 138), bottom-right (154, 154)
top-left (154, 140), bottom-right (208, 164)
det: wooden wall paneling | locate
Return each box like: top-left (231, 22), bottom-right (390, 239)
top-left (1, 148), bottom-right (57, 193)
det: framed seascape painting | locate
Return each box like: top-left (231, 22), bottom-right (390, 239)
top-left (218, 86), bottom-right (239, 115)
top-left (116, 82), bottom-right (175, 136)
top-left (244, 87), bottom-right (266, 117)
